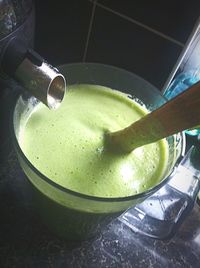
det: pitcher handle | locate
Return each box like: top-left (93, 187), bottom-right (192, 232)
top-left (120, 146), bottom-right (200, 239)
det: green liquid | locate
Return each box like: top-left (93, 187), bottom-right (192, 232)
top-left (19, 84), bottom-right (168, 198)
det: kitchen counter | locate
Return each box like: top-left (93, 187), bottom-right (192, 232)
top-left (0, 136), bottom-right (200, 268)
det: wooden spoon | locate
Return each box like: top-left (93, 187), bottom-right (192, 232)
top-left (107, 80), bottom-right (200, 153)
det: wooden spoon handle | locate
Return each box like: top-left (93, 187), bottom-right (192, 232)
top-left (108, 81), bottom-right (200, 153)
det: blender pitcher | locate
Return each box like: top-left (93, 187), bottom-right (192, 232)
top-left (12, 63), bottom-right (200, 241)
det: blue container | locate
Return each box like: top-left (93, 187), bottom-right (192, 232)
top-left (164, 69), bottom-right (200, 136)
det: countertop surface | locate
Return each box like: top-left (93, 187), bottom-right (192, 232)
top-left (0, 137), bottom-right (200, 268)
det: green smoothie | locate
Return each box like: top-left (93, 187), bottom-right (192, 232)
top-left (19, 84), bottom-right (169, 198)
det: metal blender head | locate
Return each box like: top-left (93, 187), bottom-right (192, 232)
top-left (1, 37), bottom-right (66, 109)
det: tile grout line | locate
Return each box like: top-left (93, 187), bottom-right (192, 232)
top-left (82, 0), bottom-right (98, 62)
top-left (96, 2), bottom-right (185, 48)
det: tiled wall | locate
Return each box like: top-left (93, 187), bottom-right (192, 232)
top-left (35, 0), bottom-right (200, 90)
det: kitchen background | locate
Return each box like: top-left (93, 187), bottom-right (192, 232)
top-left (1, 0), bottom-right (200, 159)
top-left (35, 0), bottom-right (200, 90)
top-left (1, 1), bottom-right (200, 267)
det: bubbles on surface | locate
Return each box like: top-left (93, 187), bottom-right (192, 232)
top-left (96, 147), bottom-right (103, 154)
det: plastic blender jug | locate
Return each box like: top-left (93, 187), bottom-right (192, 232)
top-left (12, 63), bottom-right (196, 240)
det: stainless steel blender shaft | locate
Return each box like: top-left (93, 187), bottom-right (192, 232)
top-left (1, 37), bottom-right (66, 109)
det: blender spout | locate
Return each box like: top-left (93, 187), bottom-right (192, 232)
top-left (1, 38), bottom-right (66, 109)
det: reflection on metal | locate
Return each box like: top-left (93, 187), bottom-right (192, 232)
top-left (15, 58), bottom-right (66, 109)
